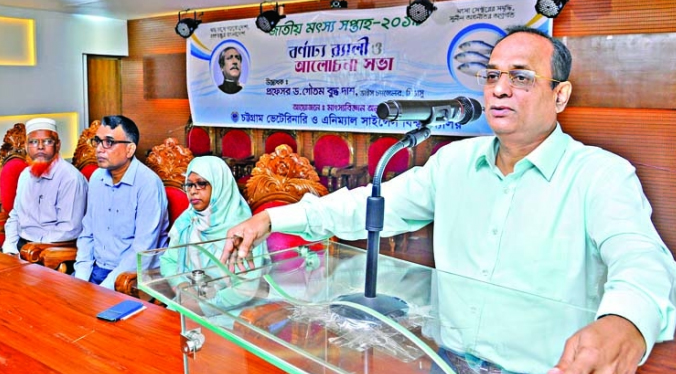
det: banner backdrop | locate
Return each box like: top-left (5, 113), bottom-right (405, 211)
top-left (187, 0), bottom-right (551, 136)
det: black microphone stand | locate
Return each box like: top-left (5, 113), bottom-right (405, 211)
top-left (333, 126), bottom-right (433, 321)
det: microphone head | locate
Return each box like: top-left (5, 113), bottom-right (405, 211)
top-left (455, 96), bottom-right (483, 125)
top-left (376, 100), bottom-right (398, 120)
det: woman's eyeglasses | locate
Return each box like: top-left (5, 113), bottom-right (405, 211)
top-left (90, 136), bottom-right (133, 149)
top-left (182, 181), bottom-right (210, 192)
top-left (476, 68), bottom-right (562, 89)
top-left (27, 138), bottom-right (57, 148)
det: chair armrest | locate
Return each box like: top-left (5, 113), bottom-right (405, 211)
top-left (115, 271), bottom-right (139, 298)
top-left (20, 240), bottom-right (76, 264)
top-left (41, 245), bottom-right (77, 273)
top-left (115, 269), bottom-right (171, 307)
top-left (322, 165), bottom-right (368, 190)
top-left (0, 211), bottom-right (9, 236)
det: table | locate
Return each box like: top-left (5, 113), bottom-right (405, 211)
top-left (0, 263), bottom-right (182, 373)
top-left (0, 252), bottom-right (28, 272)
top-left (0, 257), bottom-right (287, 374)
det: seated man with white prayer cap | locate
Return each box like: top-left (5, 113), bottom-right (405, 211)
top-left (1, 118), bottom-right (88, 254)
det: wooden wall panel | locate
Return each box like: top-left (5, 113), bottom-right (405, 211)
top-left (143, 53), bottom-right (187, 100)
top-left (566, 33), bottom-right (676, 109)
top-left (87, 56), bottom-right (121, 124)
top-left (559, 107), bottom-right (676, 251)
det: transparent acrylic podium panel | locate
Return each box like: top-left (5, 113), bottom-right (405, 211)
top-left (138, 239), bottom-right (595, 374)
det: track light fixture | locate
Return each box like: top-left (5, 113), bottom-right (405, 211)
top-left (406, 0), bottom-right (437, 25)
top-left (256, 1), bottom-right (286, 33)
top-left (175, 9), bottom-right (202, 38)
top-left (330, 0), bottom-right (348, 8)
top-left (535, 0), bottom-right (570, 18)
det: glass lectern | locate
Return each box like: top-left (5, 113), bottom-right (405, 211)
top-left (138, 239), bottom-right (595, 374)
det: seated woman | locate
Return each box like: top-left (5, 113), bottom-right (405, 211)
top-left (159, 156), bottom-right (268, 313)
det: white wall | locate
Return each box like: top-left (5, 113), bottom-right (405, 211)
top-left (0, 5), bottom-right (128, 139)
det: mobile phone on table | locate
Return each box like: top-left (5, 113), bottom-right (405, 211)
top-left (96, 300), bottom-right (146, 322)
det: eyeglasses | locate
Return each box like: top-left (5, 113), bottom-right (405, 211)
top-left (27, 138), bottom-right (57, 148)
top-left (476, 69), bottom-right (562, 89)
top-left (90, 136), bottom-right (133, 149)
top-left (182, 181), bottom-right (210, 192)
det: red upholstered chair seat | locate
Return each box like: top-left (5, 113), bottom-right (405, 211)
top-left (222, 129), bottom-right (253, 160)
top-left (165, 185), bottom-right (190, 226)
top-left (254, 201), bottom-right (311, 254)
top-left (221, 129), bottom-right (255, 192)
top-left (0, 157), bottom-right (29, 246)
top-left (312, 133), bottom-right (367, 191)
top-left (186, 126), bottom-right (212, 156)
top-left (314, 134), bottom-right (350, 189)
top-left (253, 200), bottom-right (325, 271)
top-left (368, 136), bottom-right (411, 180)
top-left (79, 163), bottom-right (98, 181)
top-left (0, 157), bottom-right (29, 213)
top-left (265, 132), bottom-right (297, 154)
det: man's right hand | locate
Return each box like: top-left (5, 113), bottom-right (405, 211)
top-left (220, 211), bottom-right (272, 271)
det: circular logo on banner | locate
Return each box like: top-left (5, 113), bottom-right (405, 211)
top-left (447, 23), bottom-right (505, 92)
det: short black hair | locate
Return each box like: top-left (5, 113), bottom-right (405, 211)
top-left (494, 25), bottom-right (572, 87)
top-left (101, 115), bottom-right (140, 145)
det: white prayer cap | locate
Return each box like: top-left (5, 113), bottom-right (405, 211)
top-left (26, 118), bottom-right (57, 134)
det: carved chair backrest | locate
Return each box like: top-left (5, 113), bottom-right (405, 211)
top-left (145, 138), bottom-right (194, 226)
top-left (245, 144), bottom-right (328, 212)
top-left (145, 137), bottom-right (194, 189)
top-left (0, 123), bottom-right (28, 165)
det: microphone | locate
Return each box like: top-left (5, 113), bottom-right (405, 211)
top-left (376, 96), bottom-right (483, 126)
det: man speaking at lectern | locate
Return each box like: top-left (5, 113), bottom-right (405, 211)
top-left (219, 26), bottom-right (676, 374)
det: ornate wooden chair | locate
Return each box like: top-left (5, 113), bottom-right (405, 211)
top-left (144, 137), bottom-right (193, 225)
top-left (312, 132), bottom-right (367, 192)
top-left (72, 120), bottom-right (100, 180)
top-left (0, 123), bottom-right (29, 246)
top-left (245, 144), bottom-right (330, 263)
top-left (367, 135), bottom-right (414, 252)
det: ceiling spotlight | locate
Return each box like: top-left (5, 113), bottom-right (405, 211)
top-left (175, 10), bottom-right (202, 38)
top-left (256, 2), bottom-right (286, 33)
top-left (330, 0), bottom-right (348, 8)
top-left (406, 0), bottom-right (437, 25)
top-left (535, 0), bottom-right (570, 18)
